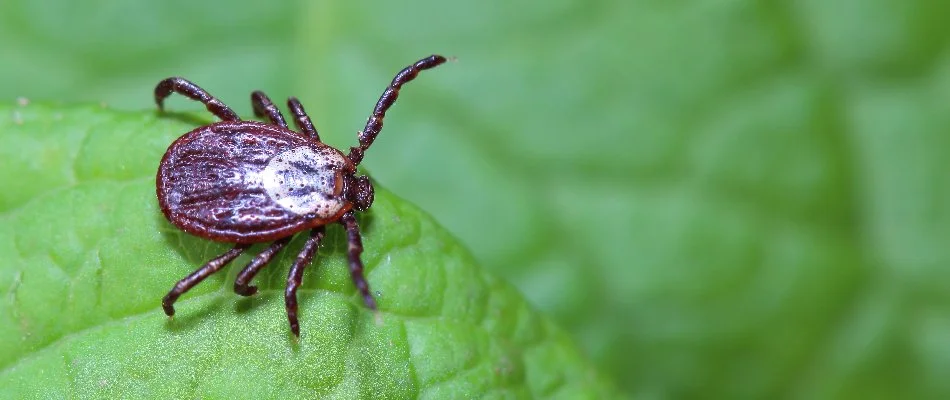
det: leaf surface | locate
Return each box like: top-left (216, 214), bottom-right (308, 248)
top-left (0, 104), bottom-right (615, 398)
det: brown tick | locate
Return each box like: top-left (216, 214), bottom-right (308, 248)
top-left (154, 55), bottom-right (447, 336)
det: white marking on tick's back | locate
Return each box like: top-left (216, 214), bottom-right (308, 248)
top-left (262, 146), bottom-right (346, 217)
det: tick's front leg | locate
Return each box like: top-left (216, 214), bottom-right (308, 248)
top-left (347, 55), bottom-right (447, 165)
top-left (340, 212), bottom-right (377, 310)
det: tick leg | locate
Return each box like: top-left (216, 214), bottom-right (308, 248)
top-left (340, 212), bottom-right (378, 310)
top-left (347, 55), bottom-right (448, 165)
top-left (287, 97), bottom-right (321, 141)
top-left (285, 227), bottom-right (326, 337)
top-left (154, 77), bottom-right (240, 121)
top-left (234, 237), bottom-right (292, 296)
top-left (251, 91), bottom-right (288, 128)
top-left (162, 244), bottom-right (249, 316)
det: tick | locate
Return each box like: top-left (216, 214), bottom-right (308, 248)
top-left (154, 55), bottom-right (447, 336)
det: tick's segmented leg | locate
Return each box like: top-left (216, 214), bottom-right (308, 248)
top-left (348, 55), bottom-right (447, 165)
top-left (251, 91), bottom-right (288, 128)
top-left (287, 97), bottom-right (320, 141)
top-left (162, 244), bottom-right (249, 316)
top-left (285, 227), bottom-right (326, 337)
top-left (340, 212), bottom-right (377, 310)
top-left (155, 77), bottom-right (240, 121)
top-left (234, 237), bottom-right (292, 296)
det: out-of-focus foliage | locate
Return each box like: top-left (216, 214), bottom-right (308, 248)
top-left (1, 0), bottom-right (949, 398)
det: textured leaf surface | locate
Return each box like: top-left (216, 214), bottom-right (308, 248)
top-left (0, 104), bottom-right (615, 398)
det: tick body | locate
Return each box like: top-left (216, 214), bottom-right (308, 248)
top-left (155, 55), bottom-right (447, 336)
top-left (158, 121), bottom-right (353, 243)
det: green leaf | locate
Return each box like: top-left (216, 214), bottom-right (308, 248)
top-left (0, 104), bottom-right (616, 398)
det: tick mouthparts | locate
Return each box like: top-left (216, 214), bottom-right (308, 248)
top-left (348, 175), bottom-right (375, 212)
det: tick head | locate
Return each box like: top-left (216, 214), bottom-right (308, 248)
top-left (346, 174), bottom-right (374, 212)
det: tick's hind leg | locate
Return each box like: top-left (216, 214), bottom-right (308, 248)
top-left (341, 212), bottom-right (377, 310)
top-left (251, 91), bottom-right (288, 128)
top-left (234, 237), bottom-right (292, 296)
top-left (155, 77), bottom-right (240, 121)
top-left (285, 227), bottom-right (326, 336)
top-left (287, 97), bottom-right (320, 141)
top-left (162, 244), bottom-right (250, 316)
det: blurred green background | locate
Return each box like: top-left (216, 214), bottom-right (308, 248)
top-left (2, 0), bottom-right (949, 398)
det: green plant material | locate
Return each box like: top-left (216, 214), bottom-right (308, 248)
top-left (3, 0), bottom-right (950, 398)
top-left (293, 3), bottom-right (950, 398)
top-left (0, 104), bottom-right (616, 398)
